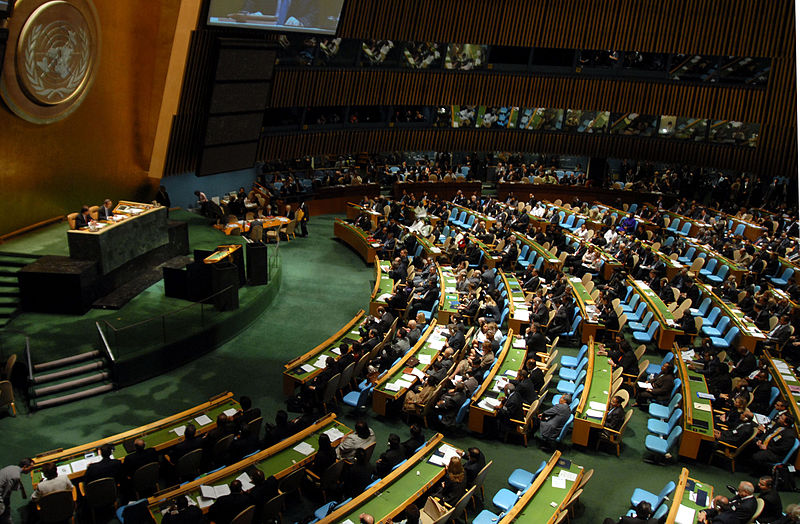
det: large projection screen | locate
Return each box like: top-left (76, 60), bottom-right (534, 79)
top-left (207, 0), bottom-right (344, 35)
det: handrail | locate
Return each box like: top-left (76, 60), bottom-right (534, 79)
top-left (99, 284), bottom-right (236, 334)
top-left (24, 336), bottom-right (33, 382)
top-left (95, 321), bottom-right (115, 363)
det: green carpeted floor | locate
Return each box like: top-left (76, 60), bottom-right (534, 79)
top-left (0, 213), bottom-right (758, 523)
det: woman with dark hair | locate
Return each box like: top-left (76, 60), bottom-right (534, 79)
top-left (310, 433), bottom-right (336, 475)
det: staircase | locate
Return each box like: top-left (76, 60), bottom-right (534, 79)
top-left (0, 252), bottom-right (39, 328)
top-left (28, 349), bottom-right (115, 410)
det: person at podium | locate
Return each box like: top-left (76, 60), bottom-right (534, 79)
top-left (98, 199), bottom-right (114, 220)
top-left (241, 0), bottom-right (322, 29)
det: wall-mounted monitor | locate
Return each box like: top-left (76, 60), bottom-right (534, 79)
top-left (207, 0), bottom-right (344, 35)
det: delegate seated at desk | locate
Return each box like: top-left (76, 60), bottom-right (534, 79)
top-left (98, 199), bottom-right (114, 221)
top-left (74, 205), bottom-right (93, 229)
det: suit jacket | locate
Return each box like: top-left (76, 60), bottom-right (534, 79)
top-left (162, 506), bottom-right (204, 524)
top-left (605, 406), bottom-right (625, 431)
top-left (98, 206), bottom-right (114, 220)
top-left (525, 332), bottom-right (547, 354)
top-left (208, 492), bottom-right (253, 524)
top-left (74, 213), bottom-right (90, 229)
top-left (540, 403), bottom-right (570, 440)
top-left (706, 495), bottom-right (757, 524)
top-left (123, 447), bottom-right (159, 478)
top-left (515, 378), bottom-right (537, 405)
top-left (83, 457), bottom-right (122, 484)
top-left (463, 451), bottom-right (486, 486)
top-left (169, 436), bottom-right (203, 463)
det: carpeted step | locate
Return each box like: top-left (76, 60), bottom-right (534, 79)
top-left (32, 382), bottom-right (114, 410)
top-left (0, 306), bottom-right (16, 318)
top-left (0, 269), bottom-right (20, 278)
top-left (0, 275), bottom-right (18, 286)
top-left (34, 350), bottom-right (102, 372)
top-left (0, 296), bottom-right (19, 307)
top-left (32, 360), bottom-right (105, 384)
top-left (32, 371), bottom-right (110, 397)
top-left (0, 256), bottom-right (33, 268)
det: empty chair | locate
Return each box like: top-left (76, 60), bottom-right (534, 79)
top-left (666, 218), bottom-right (680, 234)
top-left (560, 344), bottom-right (588, 368)
top-left (699, 258), bottom-right (718, 279)
top-left (631, 319), bottom-right (659, 345)
top-left (675, 222), bottom-right (691, 236)
top-left (701, 307), bottom-right (722, 328)
top-left (556, 370), bottom-right (586, 395)
top-left (646, 352), bottom-right (674, 376)
top-left (507, 460), bottom-right (547, 490)
top-left (37, 490), bottom-right (75, 524)
top-left (702, 315), bottom-right (731, 338)
top-left (132, 462), bottom-right (160, 498)
top-left (706, 264), bottom-right (729, 285)
top-left (677, 246), bottom-right (696, 265)
top-left (619, 294), bottom-right (641, 314)
top-left (559, 357), bottom-right (588, 381)
top-left (645, 425), bottom-right (683, 460)
top-left (649, 393), bottom-right (682, 420)
top-left (626, 302), bottom-right (648, 324)
top-left (689, 297), bottom-right (712, 317)
top-left (342, 385), bottom-right (373, 411)
top-left (492, 488), bottom-right (519, 512)
top-left (710, 326), bottom-right (740, 351)
top-left (628, 311), bottom-right (654, 333)
top-left (771, 267), bottom-right (796, 287)
top-left (648, 408), bottom-right (683, 437)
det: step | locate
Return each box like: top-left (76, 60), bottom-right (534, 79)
top-left (32, 360), bottom-right (105, 384)
top-left (0, 256), bottom-right (32, 268)
top-left (0, 251), bottom-right (40, 262)
top-left (32, 371), bottom-right (110, 397)
top-left (32, 382), bottom-right (114, 410)
top-left (0, 269), bottom-right (20, 278)
top-left (0, 296), bottom-right (19, 307)
top-left (0, 275), bottom-right (18, 286)
top-left (0, 307), bottom-right (16, 318)
top-left (0, 290), bottom-right (20, 298)
top-left (34, 350), bottom-right (102, 372)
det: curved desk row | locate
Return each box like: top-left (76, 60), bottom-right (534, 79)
top-left (30, 392), bottom-right (239, 486)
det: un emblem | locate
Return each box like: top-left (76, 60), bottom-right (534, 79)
top-left (1, 0), bottom-right (100, 123)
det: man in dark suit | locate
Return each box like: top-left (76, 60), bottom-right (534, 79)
top-left (714, 410), bottom-right (756, 448)
top-left (751, 414), bottom-right (797, 475)
top-left (123, 439), bottom-right (159, 481)
top-left (730, 346), bottom-right (757, 378)
top-left (163, 495), bottom-right (204, 524)
top-left (207, 480), bottom-right (253, 524)
top-left (636, 362), bottom-right (675, 407)
top-left (525, 324), bottom-right (547, 356)
top-left (97, 199), bottom-right (114, 220)
top-left (83, 444), bottom-right (122, 484)
top-left (374, 434), bottom-right (404, 476)
top-left (234, 396), bottom-right (261, 432)
top-left (698, 482), bottom-right (757, 523)
top-left (511, 369), bottom-right (537, 405)
top-left (755, 476), bottom-right (783, 523)
top-left (462, 447), bottom-right (486, 486)
top-left (400, 425), bottom-right (425, 459)
top-left (604, 396), bottom-right (626, 432)
top-left (74, 206), bottom-right (92, 229)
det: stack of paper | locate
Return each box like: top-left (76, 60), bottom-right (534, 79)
top-left (513, 338), bottom-right (526, 349)
top-left (323, 427), bottom-right (345, 442)
top-left (200, 484), bottom-right (231, 499)
top-left (300, 364), bottom-right (316, 373)
top-left (402, 373), bottom-right (418, 383)
top-left (558, 470), bottom-right (577, 481)
top-left (170, 425), bottom-right (187, 437)
top-left (418, 354), bottom-right (432, 365)
top-left (313, 357), bottom-right (329, 369)
top-left (429, 339), bottom-right (446, 350)
top-left (237, 472), bottom-right (254, 491)
top-left (478, 398), bottom-right (502, 410)
top-left (585, 409), bottom-right (605, 419)
top-left (293, 442), bottom-right (315, 456)
top-left (552, 476), bottom-right (567, 489)
top-left (438, 444), bottom-right (460, 464)
top-left (693, 402), bottom-right (711, 412)
top-left (674, 505), bottom-right (696, 524)
top-left (589, 401), bottom-right (607, 411)
top-left (395, 379), bottom-right (413, 389)
top-left (195, 414), bottom-right (213, 426)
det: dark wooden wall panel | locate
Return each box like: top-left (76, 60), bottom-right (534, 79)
top-left (338, 0), bottom-right (793, 57)
top-left (258, 129), bottom-right (756, 171)
top-left (271, 70), bottom-right (765, 122)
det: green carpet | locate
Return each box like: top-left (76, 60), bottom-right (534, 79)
top-left (0, 213), bottom-right (751, 523)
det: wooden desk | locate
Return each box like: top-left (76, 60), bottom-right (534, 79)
top-left (413, 232), bottom-right (442, 261)
top-left (346, 202), bottom-right (382, 230)
top-left (147, 415), bottom-right (351, 523)
top-left (214, 216), bottom-right (289, 236)
top-left (696, 282), bottom-right (766, 351)
top-left (334, 219), bottom-right (377, 264)
top-left (593, 201), bottom-right (658, 232)
top-left (501, 272), bottom-right (529, 334)
top-left (372, 322), bottom-right (438, 416)
top-left (629, 278), bottom-right (683, 350)
top-left (469, 235), bottom-right (502, 268)
top-left (203, 244), bottom-right (242, 264)
top-left (370, 260), bottom-right (395, 316)
top-left (665, 468), bottom-right (714, 524)
top-left (500, 451), bottom-right (584, 524)
top-left (450, 203), bottom-right (496, 230)
top-left (31, 393), bottom-right (239, 486)
top-left (68, 203), bottom-right (168, 274)
top-left (568, 277), bottom-right (603, 343)
top-left (513, 232), bottom-right (561, 272)
top-left (685, 239), bottom-right (747, 284)
top-left (467, 334), bottom-right (520, 433)
top-left (572, 338), bottom-right (612, 447)
top-left (438, 265), bottom-right (459, 324)
top-left (283, 310), bottom-right (365, 395)
top-left (319, 434), bottom-right (454, 524)
top-left (675, 348), bottom-right (715, 460)
top-left (393, 180), bottom-right (482, 201)
top-left (765, 354), bottom-right (800, 468)
top-left (769, 287), bottom-right (800, 320)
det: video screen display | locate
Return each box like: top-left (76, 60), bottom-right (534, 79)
top-left (207, 0), bottom-right (344, 35)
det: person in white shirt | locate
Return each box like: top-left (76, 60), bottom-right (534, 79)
top-left (337, 421), bottom-right (376, 460)
top-left (575, 223), bottom-right (592, 241)
top-left (603, 227), bottom-right (618, 245)
top-left (30, 463), bottom-right (73, 503)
